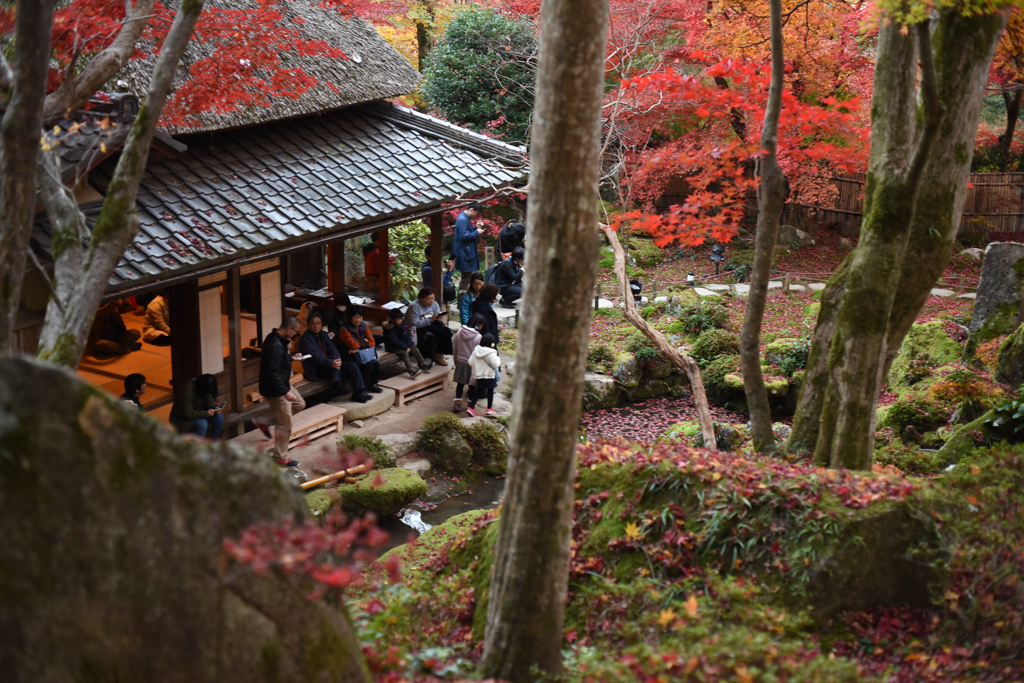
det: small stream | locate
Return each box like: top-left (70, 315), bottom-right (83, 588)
top-left (376, 476), bottom-right (506, 553)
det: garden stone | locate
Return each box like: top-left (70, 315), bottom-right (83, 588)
top-left (786, 283), bottom-right (807, 292)
top-left (332, 389), bottom-right (394, 421)
top-left (397, 456), bottom-right (432, 480)
top-left (839, 221), bottom-right (860, 238)
top-left (837, 237), bottom-right (855, 251)
top-left (378, 433), bottom-right (418, 459)
top-left (960, 247), bottom-right (984, 261)
top-left (612, 353), bottom-right (640, 386)
top-left (641, 353), bottom-right (674, 379)
top-left (957, 293), bottom-right (977, 300)
top-left (930, 288), bottom-right (955, 298)
top-left (778, 224), bottom-right (816, 248)
top-left (0, 357), bottom-right (368, 682)
top-left (887, 321), bottom-right (962, 388)
top-left (772, 423), bottom-right (793, 441)
top-left (337, 468), bottom-right (427, 517)
top-left (996, 323), bottom-right (1024, 386)
top-left (767, 280), bottom-right (783, 290)
top-left (733, 284), bottom-right (751, 295)
top-left (421, 429), bottom-right (473, 475)
top-left (349, 419), bottom-right (364, 428)
top-left (694, 287), bottom-right (720, 297)
top-left (596, 297), bottom-right (615, 309)
top-left (654, 295), bottom-right (670, 303)
top-left (809, 282), bottom-right (827, 291)
top-left (716, 425), bottom-right (740, 451)
top-left (583, 373), bottom-right (622, 411)
top-left (968, 242), bottom-right (1024, 346)
top-left (705, 284), bottom-right (731, 291)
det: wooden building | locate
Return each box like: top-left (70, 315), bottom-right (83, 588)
top-left (19, 6), bottom-right (526, 423)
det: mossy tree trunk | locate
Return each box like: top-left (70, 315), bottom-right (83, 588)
top-left (35, 0), bottom-right (206, 368)
top-left (0, 0), bottom-right (55, 351)
top-left (414, 0), bottom-right (436, 72)
top-left (788, 10), bottom-right (1006, 469)
top-left (740, 0), bottom-right (786, 452)
top-left (0, 0), bottom-right (159, 352)
top-left (479, 0), bottom-right (608, 678)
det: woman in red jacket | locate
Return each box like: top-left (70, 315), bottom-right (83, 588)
top-left (335, 306), bottom-right (384, 394)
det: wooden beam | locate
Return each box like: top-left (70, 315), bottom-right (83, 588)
top-left (327, 240), bottom-right (346, 296)
top-left (166, 279), bottom-right (201, 394)
top-left (378, 229), bottom-right (390, 303)
top-left (430, 213), bottom-right (443, 305)
top-left (226, 268), bottom-right (244, 413)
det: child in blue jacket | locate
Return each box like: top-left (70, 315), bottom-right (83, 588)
top-left (383, 309), bottom-right (432, 378)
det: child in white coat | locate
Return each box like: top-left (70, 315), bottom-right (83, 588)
top-left (466, 334), bottom-right (500, 417)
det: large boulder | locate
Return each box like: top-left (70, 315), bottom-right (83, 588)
top-left (0, 358), bottom-right (368, 683)
top-left (336, 467), bottom-right (427, 517)
top-left (997, 323), bottom-right (1024, 386)
top-left (583, 373), bottom-right (622, 410)
top-left (968, 242), bottom-right (1024, 349)
top-left (887, 321), bottom-right (962, 388)
top-left (417, 413), bottom-right (473, 475)
top-left (611, 352), bottom-right (640, 386)
top-left (777, 224), bottom-right (816, 249)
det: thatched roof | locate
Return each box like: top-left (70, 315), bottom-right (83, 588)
top-left (113, 0), bottom-right (422, 135)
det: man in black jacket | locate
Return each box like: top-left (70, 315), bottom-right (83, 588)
top-left (257, 316), bottom-right (304, 466)
top-left (497, 220), bottom-right (525, 260)
top-left (494, 246), bottom-right (525, 307)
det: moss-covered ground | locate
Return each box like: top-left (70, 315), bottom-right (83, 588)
top-left (349, 440), bottom-right (1024, 681)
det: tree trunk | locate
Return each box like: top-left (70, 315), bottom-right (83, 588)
top-left (36, 0), bottom-right (206, 368)
top-left (0, 0), bottom-right (55, 351)
top-left (999, 89), bottom-right (1022, 170)
top-left (787, 10), bottom-right (1006, 469)
top-left (602, 226), bottom-right (717, 450)
top-left (415, 1), bottom-right (436, 72)
top-left (739, 0), bottom-right (786, 452)
top-left (479, 0), bottom-right (608, 678)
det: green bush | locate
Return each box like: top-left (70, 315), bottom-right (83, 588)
top-left (587, 342), bottom-right (616, 372)
top-left (382, 220), bottom-right (430, 301)
top-left (691, 329), bottom-right (740, 367)
top-left (985, 389), bottom-right (1024, 443)
top-left (339, 434), bottom-right (395, 469)
top-left (625, 330), bottom-right (656, 356)
top-left (957, 227), bottom-right (988, 249)
top-left (421, 7), bottom-right (536, 142)
top-left (881, 396), bottom-right (949, 441)
top-left (678, 301), bottom-right (729, 336)
top-left (628, 238), bottom-right (663, 267)
top-left (702, 354), bottom-right (742, 402)
top-left (768, 337), bottom-right (810, 377)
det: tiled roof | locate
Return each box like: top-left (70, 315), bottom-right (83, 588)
top-left (33, 102), bottom-right (526, 292)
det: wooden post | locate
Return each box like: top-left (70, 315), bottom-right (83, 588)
top-left (226, 268), bottom-right (244, 413)
top-left (378, 229), bottom-right (390, 303)
top-left (328, 240), bottom-right (346, 296)
top-left (166, 279), bottom-right (201, 394)
top-left (430, 213), bottom-right (443, 304)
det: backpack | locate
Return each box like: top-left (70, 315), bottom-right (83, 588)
top-left (484, 262), bottom-right (501, 285)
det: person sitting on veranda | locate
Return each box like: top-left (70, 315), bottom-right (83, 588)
top-left (495, 246), bottom-right (525, 307)
top-left (383, 308), bottom-right (432, 378)
top-left (404, 286), bottom-right (454, 366)
top-left (120, 373), bottom-right (147, 409)
top-left (298, 313), bottom-right (370, 403)
top-left (86, 301), bottom-right (142, 357)
top-left (142, 294), bottom-right (171, 345)
top-left (169, 374), bottom-right (223, 440)
top-left (336, 306), bottom-right (384, 395)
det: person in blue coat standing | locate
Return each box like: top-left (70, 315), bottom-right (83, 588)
top-left (453, 203), bottom-right (484, 290)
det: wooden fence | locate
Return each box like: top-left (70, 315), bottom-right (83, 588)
top-left (811, 172), bottom-right (1024, 234)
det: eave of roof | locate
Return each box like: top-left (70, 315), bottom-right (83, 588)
top-left (32, 102), bottom-right (528, 296)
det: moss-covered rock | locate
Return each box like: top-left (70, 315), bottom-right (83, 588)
top-left (763, 338), bottom-right (799, 366)
top-left (305, 487), bottom-right (340, 517)
top-left (968, 243), bottom-right (1024, 346)
top-left (660, 420), bottom-right (703, 446)
top-left (641, 352), bottom-right (675, 379)
top-left (417, 412), bottom-right (473, 475)
top-left (336, 468), bottom-right (427, 517)
top-left (690, 328), bottom-right (739, 367)
top-left (582, 373), bottom-right (622, 410)
top-left (934, 411), bottom-right (992, 467)
top-left (464, 421), bottom-right (508, 475)
top-left (888, 321), bottom-right (962, 388)
top-left (0, 358), bottom-right (369, 682)
top-left (724, 373), bottom-right (789, 396)
top-left (996, 323), bottom-right (1024, 385)
top-left (611, 352), bottom-right (640, 386)
top-left (703, 353), bottom-right (743, 402)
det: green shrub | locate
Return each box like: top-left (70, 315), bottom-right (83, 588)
top-left (640, 304), bottom-right (659, 320)
top-left (625, 330), bottom-right (657, 355)
top-left (628, 238), bottom-right (664, 267)
top-left (874, 437), bottom-right (945, 475)
top-left (702, 354), bottom-right (742, 402)
top-left (691, 329), bottom-right (740, 367)
top-left (381, 220), bottom-right (430, 301)
top-left (768, 337), bottom-right (810, 377)
top-left (678, 301), bottom-right (729, 336)
top-left (985, 389), bottom-right (1024, 443)
top-left (339, 434), bottom-right (395, 469)
top-left (881, 396), bottom-right (949, 441)
top-left (421, 7), bottom-right (536, 142)
top-left (587, 342), bottom-right (616, 372)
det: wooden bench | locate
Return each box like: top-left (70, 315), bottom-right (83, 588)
top-left (377, 364), bottom-right (449, 407)
top-left (229, 402), bottom-right (347, 452)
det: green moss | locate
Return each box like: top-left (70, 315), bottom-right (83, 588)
top-left (996, 323), bottom-right (1024, 385)
top-left (888, 321), bottom-right (961, 388)
top-left (36, 331), bottom-right (79, 368)
top-left (690, 329), bottom-right (739, 367)
top-left (464, 421), bottom-right (508, 475)
top-left (338, 434), bottom-right (395, 469)
top-left (417, 412), bottom-right (473, 474)
top-left (336, 468), bottom-right (427, 517)
top-left (304, 488), bottom-right (339, 518)
top-left (702, 353), bottom-right (742, 402)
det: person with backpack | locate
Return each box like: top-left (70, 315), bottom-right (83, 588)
top-left (452, 313), bottom-right (484, 413)
top-left (466, 334), bottom-right (500, 417)
top-left (336, 307), bottom-right (384, 394)
top-left (494, 246), bottom-right (525, 307)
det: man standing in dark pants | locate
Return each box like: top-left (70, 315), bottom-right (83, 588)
top-left (256, 316), bottom-right (303, 467)
top-left (453, 203), bottom-right (483, 290)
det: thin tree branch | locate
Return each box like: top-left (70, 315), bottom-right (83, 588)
top-left (906, 21), bottom-right (945, 189)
